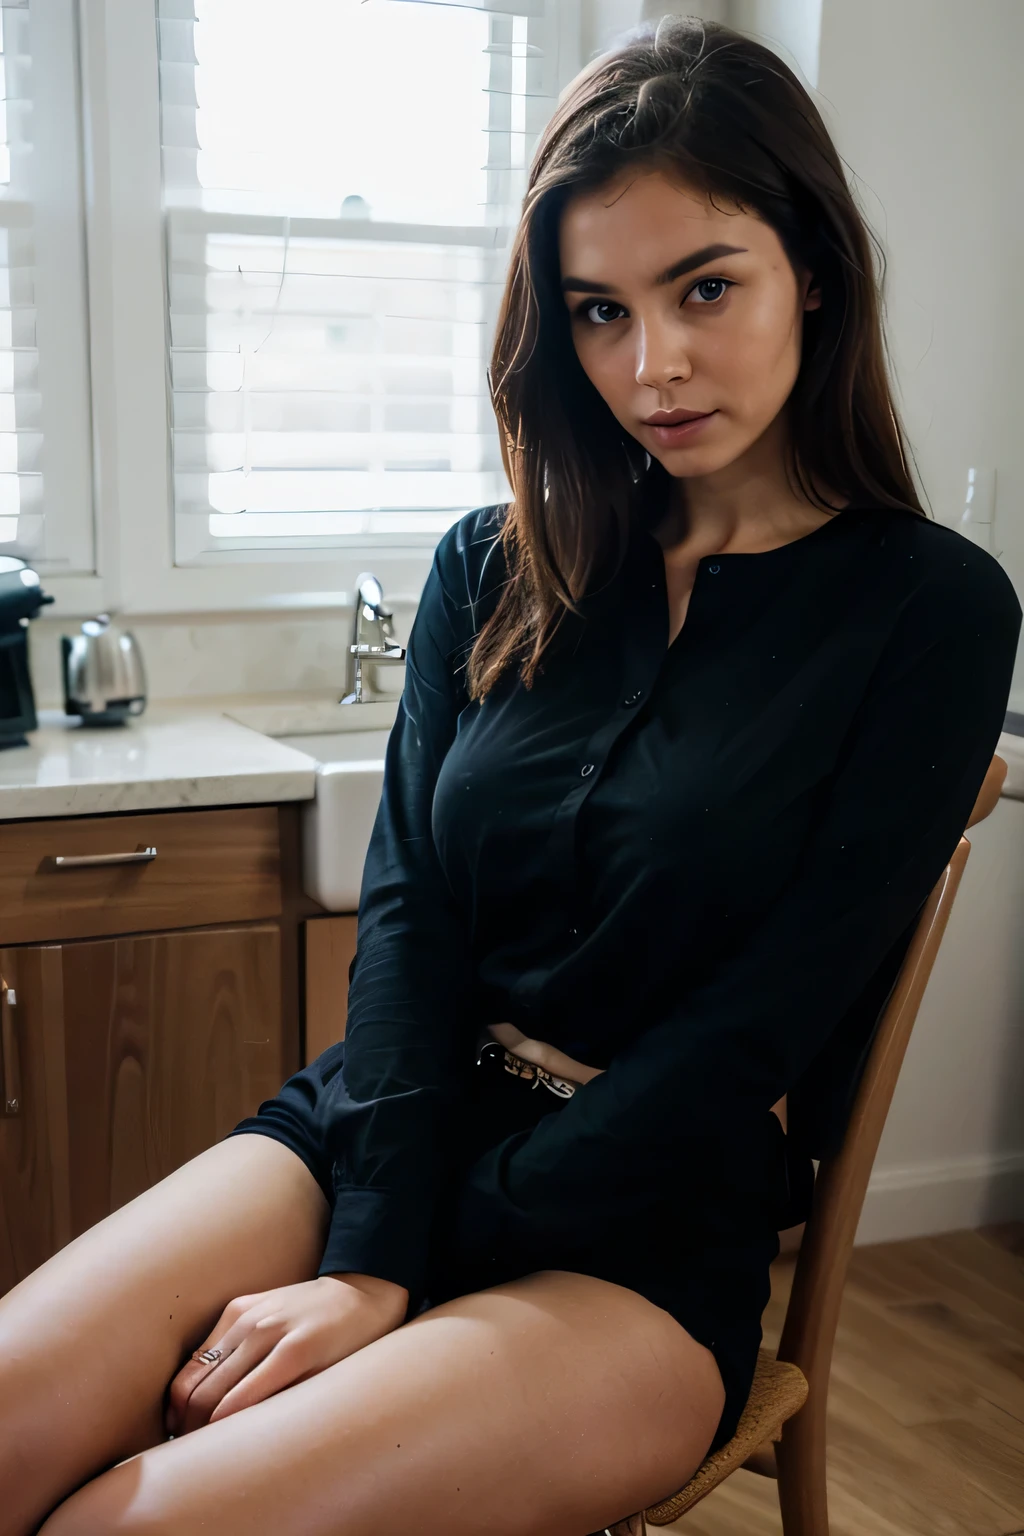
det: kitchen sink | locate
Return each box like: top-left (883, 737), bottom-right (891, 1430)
top-left (271, 711), bottom-right (396, 911)
top-left (223, 696), bottom-right (399, 910)
top-left (276, 729), bottom-right (392, 764)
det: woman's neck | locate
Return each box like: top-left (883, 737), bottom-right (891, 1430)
top-left (649, 416), bottom-right (848, 560)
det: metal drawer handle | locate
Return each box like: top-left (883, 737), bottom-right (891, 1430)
top-left (51, 846), bottom-right (158, 869)
top-left (1, 978), bottom-right (20, 1116)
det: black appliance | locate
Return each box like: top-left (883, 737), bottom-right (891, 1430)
top-left (0, 555), bottom-right (54, 749)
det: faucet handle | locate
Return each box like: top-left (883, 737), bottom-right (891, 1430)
top-left (349, 642), bottom-right (406, 662)
top-left (343, 572), bottom-right (406, 705)
top-left (341, 641), bottom-right (407, 705)
top-left (355, 572), bottom-right (386, 611)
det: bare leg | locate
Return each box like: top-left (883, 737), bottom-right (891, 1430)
top-left (35, 1268), bottom-right (726, 1536)
top-left (0, 1134), bottom-right (328, 1536)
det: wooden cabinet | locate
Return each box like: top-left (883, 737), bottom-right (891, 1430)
top-left (0, 948), bottom-right (68, 1296)
top-left (61, 925), bottom-right (285, 1238)
top-left (0, 803), bottom-right (309, 1297)
top-left (304, 914), bottom-right (357, 1063)
top-left (0, 806), bottom-right (283, 944)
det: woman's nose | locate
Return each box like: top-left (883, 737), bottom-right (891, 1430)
top-left (635, 319), bottom-right (691, 389)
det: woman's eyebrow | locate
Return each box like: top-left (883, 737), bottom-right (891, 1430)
top-left (560, 242), bottom-right (748, 295)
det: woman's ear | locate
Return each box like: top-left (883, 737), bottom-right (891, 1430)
top-left (803, 274), bottom-right (823, 312)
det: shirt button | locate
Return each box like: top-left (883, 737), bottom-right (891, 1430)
top-left (581, 762), bottom-right (594, 776)
top-left (708, 563), bottom-right (721, 574)
top-left (622, 689), bottom-right (643, 707)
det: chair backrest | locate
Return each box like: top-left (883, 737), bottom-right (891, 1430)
top-left (777, 752), bottom-right (1008, 1398)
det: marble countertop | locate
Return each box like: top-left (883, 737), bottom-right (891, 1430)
top-left (0, 705), bottom-right (317, 820)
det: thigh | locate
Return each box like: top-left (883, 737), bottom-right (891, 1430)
top-left (36, 1267), bottom-right (725, 1536)
top-left (0, 1134), bottom-right (328, 1536)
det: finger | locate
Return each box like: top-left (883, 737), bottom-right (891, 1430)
top-left (166, 1300), bottom-right (278, 1432)
top-left (166, 1349), bottom-right (230, 1434)
top-left (173, 1311), bottom-right (285, 1434)
top-left (180, 1320), bottom-right (284, 1435)
top-left (166, 1297), bottom-right (247, 1426)
top-left (208, 1332), bottom-right (318, 1423)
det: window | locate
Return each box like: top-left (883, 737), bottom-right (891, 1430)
top-left (157, 0), bottom-right (576, 565)
top-left (0, 0), bottom-right (93, 576)
top-left (0, 1), bottom-right (37, 551)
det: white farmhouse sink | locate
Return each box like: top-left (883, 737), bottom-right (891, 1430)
top-left (275, 721), bottom-right (394, 911)
top-left (225, 696), bottom-right (400, 911)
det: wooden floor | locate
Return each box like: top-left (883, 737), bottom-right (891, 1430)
top-left (673, 1225), bottom-right (1024, 1536)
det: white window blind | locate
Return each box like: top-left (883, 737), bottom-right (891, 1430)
top-left (0, 0), bottom-right (40, 553)
top-left (0, 0), bottom-right (93, 578)
top-left (158, 0), bottom-right (569, 562)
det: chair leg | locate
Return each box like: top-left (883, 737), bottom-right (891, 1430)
top-left (775, 1389), bottom-right (829, 1536)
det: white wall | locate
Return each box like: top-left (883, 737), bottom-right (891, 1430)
top-left (859, 798), bottom-right (1024, 1241)
top-left (582, 0), bottom-right (646, 59)
top-left (814, 0), bottom-right (1024, 1235)
top-left (729, 0), bottom-right (821, 85)
top-left (816, 0), bottom-right (1024, 705)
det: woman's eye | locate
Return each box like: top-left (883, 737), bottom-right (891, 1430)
top-left (580, 299), bottom-right (620, 327)
top-left (575, 284), bottom-right (729, 323)
top-left (688, 277), bottom-right (732, 305)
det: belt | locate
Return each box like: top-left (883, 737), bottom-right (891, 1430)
top-left (474, 1037), bottom-right (579, 1100)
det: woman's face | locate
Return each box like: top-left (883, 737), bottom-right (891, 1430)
top-left (559, 168), bottom-right (821, 478)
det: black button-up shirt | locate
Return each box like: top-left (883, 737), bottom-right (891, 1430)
top-left (316, 497), bottom-right (1022, 1314)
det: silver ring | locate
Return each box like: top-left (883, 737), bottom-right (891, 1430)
top-left (192, 1346), bottom-right (224, 1366)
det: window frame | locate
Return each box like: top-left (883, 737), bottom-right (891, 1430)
top-left (55, 0), bottom-right (581, 618)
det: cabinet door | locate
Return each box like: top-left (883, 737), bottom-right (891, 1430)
top-left (304, 915), bottom-right (357, 1064)
top-left (0, 947), bottom-right (71, 1295)
top-left (61, 924), bottom-right (286, 1239)
top-left (1, 924), bottom-right (285, 1294)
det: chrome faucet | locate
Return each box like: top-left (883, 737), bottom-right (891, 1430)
top-left (340, 572), bottom-right (407, 704)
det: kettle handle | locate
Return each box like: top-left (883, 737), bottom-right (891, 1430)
top-left (60, 634), bottom-right (75, 712)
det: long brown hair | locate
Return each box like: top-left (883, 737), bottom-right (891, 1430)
top-left (467, 14), bottom-right (924, 702)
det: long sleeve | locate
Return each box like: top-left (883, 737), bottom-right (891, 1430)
top-left (316, 534), bottom-right (475, 1314)
top-left (448, 554), bottom-right (1022, 1272)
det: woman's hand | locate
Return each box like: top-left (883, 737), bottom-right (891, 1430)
top-left (165, 1272), bottom-right (409, 1436)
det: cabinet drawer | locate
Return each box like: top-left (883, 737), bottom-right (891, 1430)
top-left (0, 807), bottom-right (282, 943)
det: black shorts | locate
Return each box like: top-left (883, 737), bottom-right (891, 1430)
top-left (226, 1036), bottom-right (779, 1457)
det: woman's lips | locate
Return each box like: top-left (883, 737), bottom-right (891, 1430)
top-left (644, 410), bottom-right (717, 447)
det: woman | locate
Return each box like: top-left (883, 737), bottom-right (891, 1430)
top-left (3, 16), bottom-right (1020, 1536)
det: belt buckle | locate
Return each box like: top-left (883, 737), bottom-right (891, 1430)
top-left (474, 1038), bottom-right (577, 1099)
top-left (503, 1048), bottom-right (576, 1099)
top-left (475, 1039), bottom-right (503, 1068)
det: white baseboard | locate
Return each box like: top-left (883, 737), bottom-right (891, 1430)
top-left (855, 1150), bottom-right (1024, 1245)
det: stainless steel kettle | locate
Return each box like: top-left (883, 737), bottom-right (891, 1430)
top-left (61, 613), bottom-right (147, 725)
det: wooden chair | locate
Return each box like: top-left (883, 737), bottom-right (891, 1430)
top-left (619, 751), bottom-right (1009, 1536)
